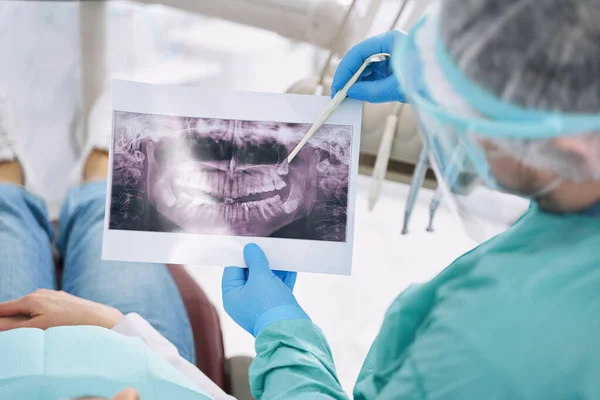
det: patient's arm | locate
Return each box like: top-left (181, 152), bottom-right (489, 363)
top-left (113, 313), bottom-right (236, 400)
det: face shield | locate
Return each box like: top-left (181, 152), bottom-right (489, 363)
top-left (392, 3), bottom-right (600, 239)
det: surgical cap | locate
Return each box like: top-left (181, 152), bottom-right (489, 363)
top-left (431, 0), bottom-right (600, 183)
top-left (439, 0), bottom-right (600, 114)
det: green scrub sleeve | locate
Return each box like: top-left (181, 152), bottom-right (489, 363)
top-left (250, 319), bottom-right (349, 399)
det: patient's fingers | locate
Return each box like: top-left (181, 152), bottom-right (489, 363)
top-left (0, 297), bottom-right (33, 317)
top-left (0, 315), bottom-right (32, 331)
top-left (113, 388), bottom-right (141, 400)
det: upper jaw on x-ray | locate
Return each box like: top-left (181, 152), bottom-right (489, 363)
top-left (146, 118), bottom-right (321, 237)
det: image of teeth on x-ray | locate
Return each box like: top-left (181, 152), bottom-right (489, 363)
top-left (109, 111), bottom-right (352, 242)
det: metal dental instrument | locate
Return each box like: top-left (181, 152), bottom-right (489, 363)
top-left (401, 144), bottom-right (429, 234)
top-left (426, 186), bottom-right (443, 232)
top-left (287, 53), bottom-right (390, 164)
top-left (425, 145), bottom-right (466, 232)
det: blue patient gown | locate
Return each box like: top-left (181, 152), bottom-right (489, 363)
top-left (0, 326), bottom-right (211, 400)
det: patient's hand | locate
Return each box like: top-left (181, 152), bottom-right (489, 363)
top-left (0, 289), bottom-right (123, 331)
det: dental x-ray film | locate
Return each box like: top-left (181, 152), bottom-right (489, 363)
top-left (102, 80), bottom-right (362, 275)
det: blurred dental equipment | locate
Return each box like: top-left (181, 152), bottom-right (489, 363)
top-left (80, 0), bottom-right (373, 159)
top-left (313, 0), bottom-right (360, 96)
top-left (80, 2), bottom-right (108, 148)
top-left (366, 0), bottom-right (410, 211)
top-left (136, 0), bottom-right (361, 57)
top-left (287, 52), bottom-right (389, 164)
top-left (426, 186), bottom-right (442, 232)
top-left (425, 150), bottom-right (462, 233)
top-left (278, 0), bottom-right (434, 213)
top-left (285, 0), bottom-right (384, 97)
top-left (363, 0), bottom-right (433, 213)
top-left (401, 144), bottom-right (429, 234)
top-left (368, 102), bottom-right (402, 210)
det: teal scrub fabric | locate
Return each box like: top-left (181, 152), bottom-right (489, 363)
top-left (251, 206), bottom-right (600, 399)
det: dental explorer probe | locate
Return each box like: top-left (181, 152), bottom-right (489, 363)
top-left (287, 53), bottom-right (390, 164)
top-left (401, 144), bottom-right (429, 235)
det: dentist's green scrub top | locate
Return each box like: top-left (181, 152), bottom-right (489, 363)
top-left (251, 206), bottom-right (600, 399)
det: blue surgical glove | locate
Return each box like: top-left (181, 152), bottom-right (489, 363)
top-left (222, 243), bottom-right (310, 337)
top-left (331, 30), bottom-right (407, 103)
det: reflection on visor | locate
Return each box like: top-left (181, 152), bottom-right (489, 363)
top-left (391, 10), bottom-right (542, 241)
top-left (416, 112), bottom-right (483, 196)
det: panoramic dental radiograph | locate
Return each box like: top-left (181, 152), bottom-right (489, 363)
top-left (109, 112), bottom-right (352, 242)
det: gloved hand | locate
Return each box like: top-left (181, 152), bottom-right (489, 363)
top-left (331, 30), bottom-right (407, 103)
top-left (222, 243), bottom-right (310, 337)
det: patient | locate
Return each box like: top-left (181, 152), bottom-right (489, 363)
top-left (0, 93), bottom-right (232, 399)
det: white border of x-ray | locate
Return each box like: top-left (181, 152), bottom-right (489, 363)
top-left (102, 80), bottom-right (362, 275)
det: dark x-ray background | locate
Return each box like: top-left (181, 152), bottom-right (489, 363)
top-left (109, 111), bottom-right (353, 242)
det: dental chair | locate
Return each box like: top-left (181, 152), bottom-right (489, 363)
top-left (166, 264), bottom-right (255, 400)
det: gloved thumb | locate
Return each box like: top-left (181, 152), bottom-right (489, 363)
top-left (244, 243), bottom-right (273, 277)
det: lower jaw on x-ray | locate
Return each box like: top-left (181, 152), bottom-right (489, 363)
top-left (109, 112), bottom-right (352, 242)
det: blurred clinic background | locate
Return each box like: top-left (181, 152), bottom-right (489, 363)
top-left (0, 0), bottom-right (529, 395)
